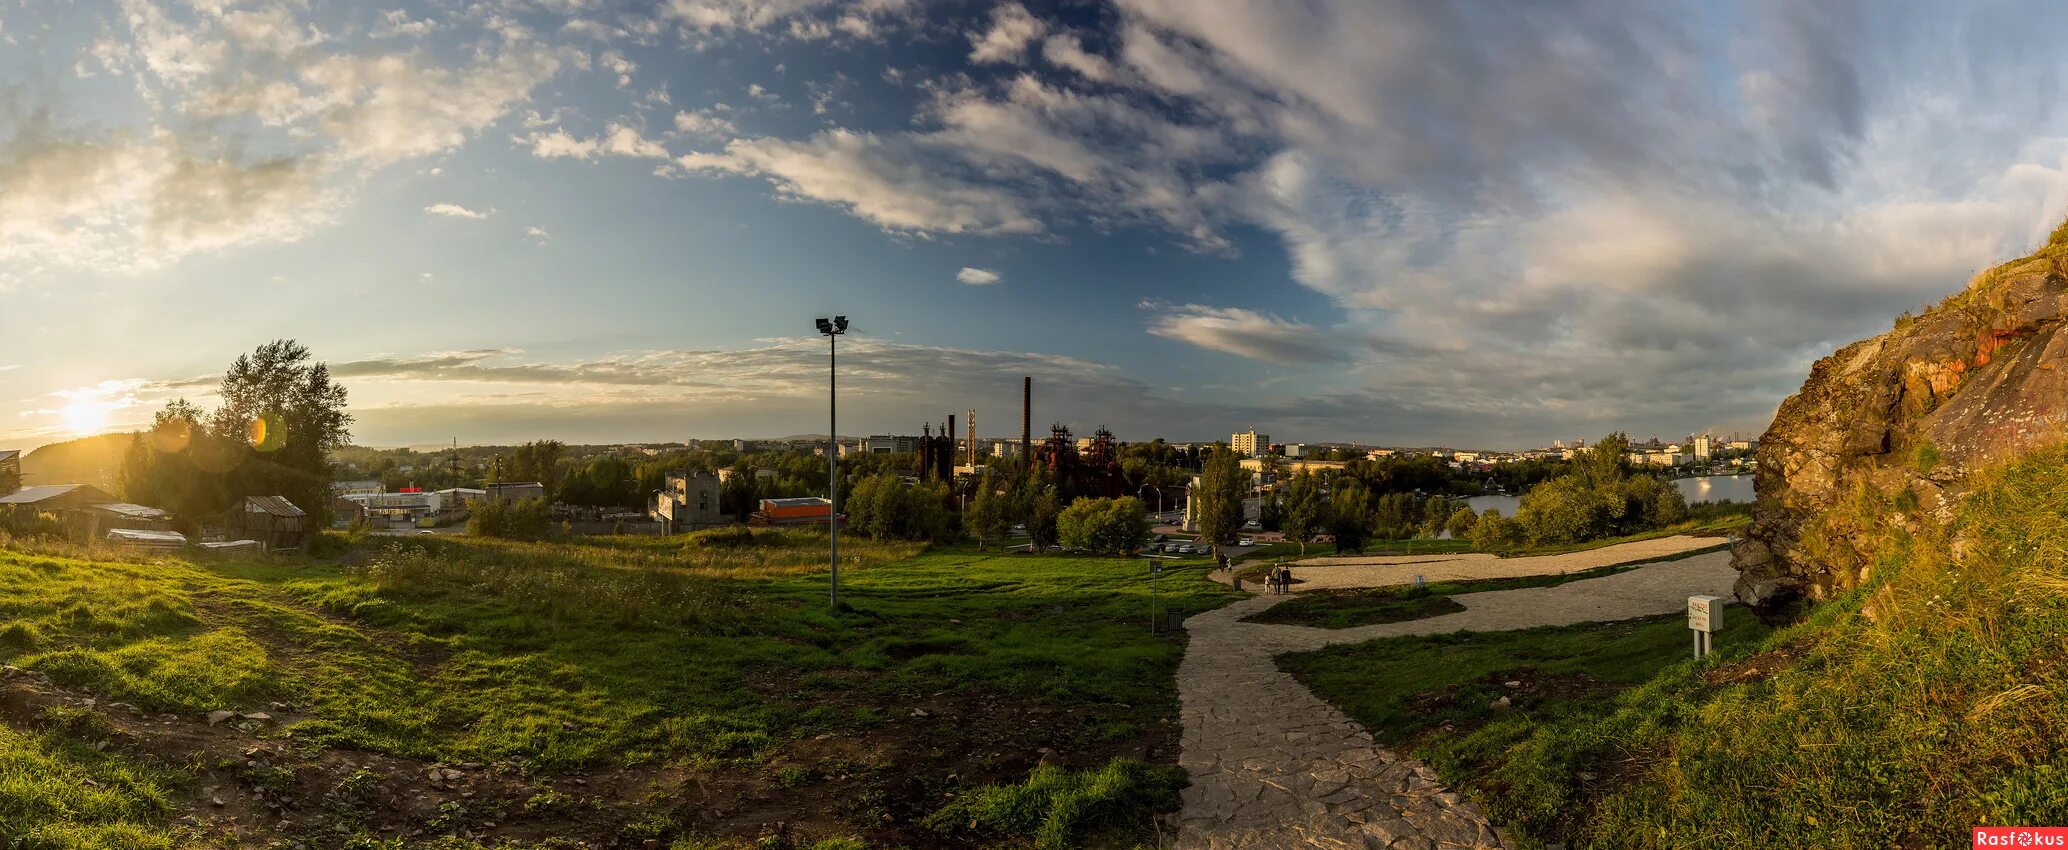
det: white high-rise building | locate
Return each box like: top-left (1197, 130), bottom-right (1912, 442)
top-left (1231, 429), bottom-right (1269, 457)
top-left (1694, 434), bottom-right (1712, 460)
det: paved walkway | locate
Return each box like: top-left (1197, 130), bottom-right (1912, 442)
top-left (1173, 544), bottom-right (1737, 849)
top-left (1264, 535), bottom-right (1724, 591)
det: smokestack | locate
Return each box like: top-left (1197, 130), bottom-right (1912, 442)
top-left (1022, 376), bottom-right (1032, 460)
top-left (968, 408), bottom-right (977, 467)
top-left (947, 414), bottom-right (956, 477)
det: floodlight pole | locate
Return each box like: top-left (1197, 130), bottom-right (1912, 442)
top-left (820, 316), bottom-right (848, 608)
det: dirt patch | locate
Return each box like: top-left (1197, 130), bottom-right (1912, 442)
top-left (1405, 667), bottom-right (1615, 728)
top-left (2, 659), bottom-right (1179, 849)
top-left (1703, 641), bottom-right (1808, 686)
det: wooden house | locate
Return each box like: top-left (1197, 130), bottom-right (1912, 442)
top-left (228, 496), bottom-right (309, 552)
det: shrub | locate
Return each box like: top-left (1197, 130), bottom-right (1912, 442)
top-left (1055, 497), bottom-right (1149, 554)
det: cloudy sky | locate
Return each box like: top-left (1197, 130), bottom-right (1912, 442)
top-left (5, 0), bottom-right (2068, 451)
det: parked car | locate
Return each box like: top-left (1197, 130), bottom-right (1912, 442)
top-left (1238, 537), bottom-right (1254, 547)
top-left (1244, 519), bottom-right (1260, 528)
top-left (1175, 545), bottom-right (1193, 554)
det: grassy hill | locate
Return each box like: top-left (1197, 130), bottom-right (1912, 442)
top-left (18, 433), bottom-right (134, 491)
top-left (1290, 443), bottom-right (2068, 847)
top-left (0, 530), bottom-right (1238, 849)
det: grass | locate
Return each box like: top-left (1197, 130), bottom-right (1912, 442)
top-left (923, 759), bottom-right (1187, 850)
top-left (0, 723), bottom-right (183, 849)
top-left (0, 531), bottom-right (1242, 847)
top-left (1246, 544), bottom-right (1728, 629)
top-left (1283, 609), bottom-right (1772, 744)
top-left (1292, 443), bottom-right (2068, 848)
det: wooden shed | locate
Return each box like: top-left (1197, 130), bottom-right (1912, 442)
top-left (228, 496), bottom-right (309, 552)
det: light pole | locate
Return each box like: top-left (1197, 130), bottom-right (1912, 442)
top-left (816, 315), bottom-right (849, 608)
top-left (1138, 483), bottom-right (1164, 524)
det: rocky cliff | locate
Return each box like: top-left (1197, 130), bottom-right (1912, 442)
top-left (1734, 232), bottom-right (2068, 608)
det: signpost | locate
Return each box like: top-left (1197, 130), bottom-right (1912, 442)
top-left (1688, 594), bottom-right (1722, 658)
top-left (1150, 561), bottom-right (1163, 635)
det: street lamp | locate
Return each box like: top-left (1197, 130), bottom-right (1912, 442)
top-left (816, 315), bottom-right (849, 607)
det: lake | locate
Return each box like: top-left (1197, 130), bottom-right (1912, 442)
top-left (1465, 473), bottom-right (1755, 516)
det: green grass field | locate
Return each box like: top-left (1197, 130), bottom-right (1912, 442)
top-left (0, 531), bottom-right (1241, 848)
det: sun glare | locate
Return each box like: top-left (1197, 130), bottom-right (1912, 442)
top-left (62, 400), bottom-right (110, 435)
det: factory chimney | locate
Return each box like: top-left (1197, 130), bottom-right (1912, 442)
top-left (1021, 377), bottom-right (1032, 461)
top-left (967, 409), bottom-right (977, 467)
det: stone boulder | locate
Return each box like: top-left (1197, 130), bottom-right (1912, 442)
top-left (1734, 241), bottom-right (2068, 609)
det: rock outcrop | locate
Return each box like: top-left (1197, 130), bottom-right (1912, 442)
top-left (1734, 237), bottom-right (2068, 608)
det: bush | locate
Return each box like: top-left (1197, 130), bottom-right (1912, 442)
top-left (467, 496), bottom-right (553, 538)
top-left (1055, 497), bottom-right (1149, 554)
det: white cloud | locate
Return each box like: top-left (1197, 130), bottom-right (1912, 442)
top-left (956, 266), bottom-right (1001, 285)
top-left (424, 203), bottom-right (489, 219)
top-left (1143, 304), bottom-right (1344, 365)
top-left (0, 121), bottom-right (332, 272)
top-left (1042, 34), bottom-right (1114, 82)
top-left (526, 225), bottom-right (551, 245)
top-left (673, 109), bottom-right (738, 138)
top-left (679, 130), bottom-right (1044, 235)
top-left (968, 2), bottom-right (1046, 64)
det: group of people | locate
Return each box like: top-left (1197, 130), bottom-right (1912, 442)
top-left (1226, 556), bottom-right (1295, 594)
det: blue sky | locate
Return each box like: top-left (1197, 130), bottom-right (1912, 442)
top-left (5, 0), bottom-right (2068, 451)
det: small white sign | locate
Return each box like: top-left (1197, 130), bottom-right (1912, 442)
top-left (1688, 595), bottom-right (1722, 633)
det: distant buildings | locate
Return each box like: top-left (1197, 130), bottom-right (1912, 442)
top-left (865, 435), bottom-right (919, 454)
top-left (330, 480), bottom-right (383, 498)
top-left (0, 449), bottom-right (19, 497)
top-left (1283, 443), bottom-right (1307, 458)
top-left (1231, 429), bottom-right (1270, 458)
top-left (485, 482), bottom-right (547, 502)
top-left (1694, 434), bottom-right (1712, 460)
top-left (653, 471), bottom-right (723, 534)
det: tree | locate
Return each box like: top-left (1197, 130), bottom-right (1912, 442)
top-left (967, 473), bottom-right (1009, 550)
top-left (1470, 508), bottom-right (1523, 550)
top-left (122, 342), bottom-right (350, 529)
top-left (1056, 496), bottom-right (1150, 554)
top-left (844, 473), bottom-right (953, 541)
top-left (1328, 480), bottom-right (1372, 554)
top-left (506, 440), bottom-right (567, 492)
top-left (1281, 472), bottom-right (1324, 557)
top-left (1444, 506), bottom-right (1479, 539)
top-left (1027, 485), bottom-right (1062, 551)
top-left (1195, 446), bottom-right (1248, 551)
top-left (1258, 489), bottom-right (1285, 532)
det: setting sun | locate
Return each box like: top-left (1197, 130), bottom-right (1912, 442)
top-left (61, 400), bottom-right (109, 435)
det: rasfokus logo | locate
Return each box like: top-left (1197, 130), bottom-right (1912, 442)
top-left (1976, 828), bottom-right (2068, 848)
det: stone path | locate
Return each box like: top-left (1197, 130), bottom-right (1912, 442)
top-left (1173, 543), bottom-right (1738, 849)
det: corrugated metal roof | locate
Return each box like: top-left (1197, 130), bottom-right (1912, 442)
top-left (243, 495), bottom-right (307, 517)
top-left (91, 502), bottom-right (171, 519)
top-left (0, 484), bottom-right (85, 504)
top-left (764, 497), bottom-right (832, 508)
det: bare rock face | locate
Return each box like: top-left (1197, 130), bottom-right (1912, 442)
top-left (1734, 248), bottom-right (2068, 608)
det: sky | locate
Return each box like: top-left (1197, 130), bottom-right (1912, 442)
top-left (5, 0), bottom-right (2068, 451)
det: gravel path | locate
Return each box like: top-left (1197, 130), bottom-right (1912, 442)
top-left (1253, 535), bottom-right (1724, 591)
top-left (1172, 543), bottom-right (1737, 849)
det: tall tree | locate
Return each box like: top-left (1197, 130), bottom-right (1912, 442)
top-left (967, 473), bottom-right (1009, 550)
top-left (1282, 472), bottom-right (1324, 557)
top-left (127, 342), bottom-right (350, 528)
top-left (1195, 445), bottom-right (1248, 551)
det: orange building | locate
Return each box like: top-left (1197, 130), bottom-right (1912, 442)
top-left (751, 497), bottom-right (839, 526)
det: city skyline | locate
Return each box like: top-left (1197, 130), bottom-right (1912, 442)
top-left (11, 1), bottom-right (2068, 451)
